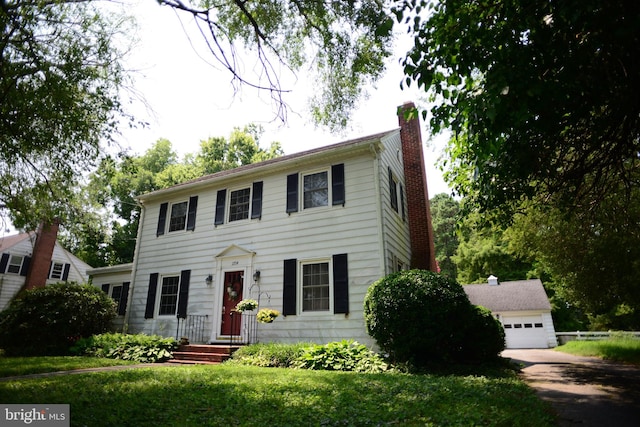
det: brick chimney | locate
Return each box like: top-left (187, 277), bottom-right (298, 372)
top-left (398, 102), bottom-right (438, 271)
top-left (24, 219), bottom-right (60, 290)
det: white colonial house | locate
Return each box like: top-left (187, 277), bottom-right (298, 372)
top-left (91, 103), bottom-right (437, 347)
top-left (464, 276), bottom-right (558, 349)
top-left (0, 229), bottom-right (92, 310)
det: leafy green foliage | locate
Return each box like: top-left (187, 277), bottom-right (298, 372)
top-left (429, 193), bottom-right (460, 279)
top-left (0, 1), bottom-right (132, 231)
top-left (0, 283), bottom-right (116, 356)
top-left (364, 270), bottom-right (504, 367)
top-left (227, 342), bottom-right (311, 368)
top-left (163, 0), bottom-right (393, 131)
top-left (70, 333), bottom-right (178, 363)
top-left (396, 0), bottom-right (640, 219)
top-left (293, 340), bottom-right (390, 373)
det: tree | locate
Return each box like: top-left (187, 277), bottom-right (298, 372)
top-left (429, 193), bottom-right (460, 278)
top-left (395, 0), bottom-right (640, 217)
top-left (0, 0), bottom-right (132, 231)
top-left (159, 0), bottom-right (394, 130)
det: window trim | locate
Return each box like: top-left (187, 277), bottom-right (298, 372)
top-left (49, 262), bottom-right (64, 279)
top-left (157, 274), bottom-right (181, 317)
top-left (301, 170), bottom-right (330, 210)
top-left (388, 167), bottom-right (399, 213)
top-left (167, 200), bottom-right (189, 233)
top-left (300, 259), bottom-right (332, 313)
top-left (228, 186), bottom-right (252, 223)
top-left (6, 255), bottom-right (24, 275)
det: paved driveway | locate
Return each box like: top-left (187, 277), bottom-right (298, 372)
top-left (502, 349), bottom-right (640, 426)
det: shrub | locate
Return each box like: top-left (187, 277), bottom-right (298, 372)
top-left (364, 270), bottom-right (504, 367)
top-left (228, 342), bottom-right (312, 368)
top-left (0, 282), bottom-right (116, 356)
top-left (70, 333), bottom-right (177, 363)
top-left (293, 340), bottom-right (390, 373)
top-left (459, 305), bottom-right (506, 362)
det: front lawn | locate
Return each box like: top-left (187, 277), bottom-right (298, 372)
top-left (0, 362), bottom-right (555, 426)
top-left (555, 338), bottom-right (640, 365)
top-left (0, 356), bottom-right (136, 377)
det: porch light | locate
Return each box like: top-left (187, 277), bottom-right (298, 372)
top-left (205, 274), bottom-right (213, 286)
top-left (253, 270), bottom-right (261, 282)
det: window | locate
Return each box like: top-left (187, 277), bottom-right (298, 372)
top-left (214, 182), bottom-right (263, 225)
top-left (302, 262), bottom-right (330, 312)
top-left (303, 172), bottom-right (329, 209)
top-left (391, 254), bottom-right (407, 273)
top-left (7, 255), bottom-right (23, 274)
top-left (168, 201), bottom-right (188, 232)
top-left (50, 262), bottom-right (64, 279)
top-left (389, 167), bottom-right (399, 212)
top-left (286, 164), bottom-right (345, 213)
top-left (159, 275), bottom-right (180, 316)
top-left (229, 188), bottom-right (251, 222)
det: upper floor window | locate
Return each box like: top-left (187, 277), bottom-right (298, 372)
top-left (229, 188), bottom-right (251, 222)
top-left (50, 262), bottom-right (64, 279)
top-left (388, 167), bottom-right (406, 220)
top-left (7, 255), bottom-right (23, 274)
top-left (156, 196), bottom-right (198, 236)
top-left (215, 182), bottom-right (263, 226)
top-left (168, 201), bottom-right (188, 232)
top-left (286, 164), bottom-right (345, 213)
top-left (303, 172), bottom-right (329, 209)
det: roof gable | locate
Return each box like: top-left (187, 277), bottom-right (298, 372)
top-left (0, 233), bottom-right (33, 252)
top-left (463, 279), bottom-right (552, 312)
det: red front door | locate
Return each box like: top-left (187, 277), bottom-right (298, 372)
top-left (220, 271), bottom-right (243, 336)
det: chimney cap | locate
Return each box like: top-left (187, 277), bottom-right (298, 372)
top-left (488, 275), bottom-right (499, 285)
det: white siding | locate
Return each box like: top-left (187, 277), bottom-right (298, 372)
top-left (89, 265), bottom-right (133, 331)
top-left (127, 139), bottom-right (410, 347)
top-left (0, 236), bottom-right (91, 310)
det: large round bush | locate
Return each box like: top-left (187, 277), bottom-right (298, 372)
top-left (0, 282), bottom-right (117, 356)
top-left (364, 270), bottom-right (504, 367)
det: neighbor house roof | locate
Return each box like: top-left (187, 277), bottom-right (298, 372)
top-left (463, 279), bottom-right (552, 312)
top-left (0, 232), bottom-right (33, 252)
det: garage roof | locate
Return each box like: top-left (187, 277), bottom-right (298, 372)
top-left (463, 279), bottom-right (552, 312)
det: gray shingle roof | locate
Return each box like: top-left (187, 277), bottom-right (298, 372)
top-left (463, 279), bottom-right (552, 312)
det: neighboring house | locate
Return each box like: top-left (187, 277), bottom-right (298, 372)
top-left (94, 102), bottom-right (437, 347)
top-left (0, 228), bottom-right (92, 310)
top-left (464, 276), bottom-right (558, 349)
top-left (87, 263), bottom-right (133, 331)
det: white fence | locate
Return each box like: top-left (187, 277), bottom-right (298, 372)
top-left (556, 331), bottom-right (640, 345)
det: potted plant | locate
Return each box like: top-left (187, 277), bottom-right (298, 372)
top-left (257, 308), bottom-right (280, 323)
top-left (235, 299), bottom-right (258, 312)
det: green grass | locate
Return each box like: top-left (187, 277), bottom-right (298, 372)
top-left (0, 360), bottom-right (555, 426)
top-left (555, 338), bottom-right (640, 364)
top-left (0, 356), bottom-right (136, 377)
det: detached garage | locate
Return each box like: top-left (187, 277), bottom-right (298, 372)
top-left (464, 276), bottom-right (558, 349)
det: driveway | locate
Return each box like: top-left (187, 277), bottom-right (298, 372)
top-left (502, 349), bottom-right (640, 426)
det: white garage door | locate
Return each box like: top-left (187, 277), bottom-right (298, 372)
top-left (502, 315), bottom-right (549, 348)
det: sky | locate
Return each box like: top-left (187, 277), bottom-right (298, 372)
top-left (119, 1), bottom-right (451, 197)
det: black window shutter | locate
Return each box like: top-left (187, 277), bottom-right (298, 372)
top-left (214, 189), bottom-right (227, 225)
top-left (286, 173), bottom-right (298, 213)
top-left (186, 196), bottom-right (198, 231)
top-left (62, 263), bottom-right (71, 281)
top-left (0, 254), bottom-right (8, 273)
top-left (283, 258), bottom-right (297, 315)
top-left (388, 167), bottom-right (398, 211)
top-left (251, 181), bottom-right (263, 219)
top-left (400, 184), bottom-right (406, 221)
top-left (156, 203), bottom-right (168, 236)
top-left (332, 164), bottom-right (345, 206)
top-left (101, 284), bottom-right (110, 293)
top-left (177, 270), bottom-right (191, 319)
top-left (119, 282), bottom-right (130, 315)
top-left (144, 273), bottom-right (159, 319)
top-left (20, 256), bottom-right (31, 277)
top-left (333, 253), bottom-right (349, 314)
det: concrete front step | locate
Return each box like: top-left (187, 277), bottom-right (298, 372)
top-left (170, 344), bottom-right (241, 365)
